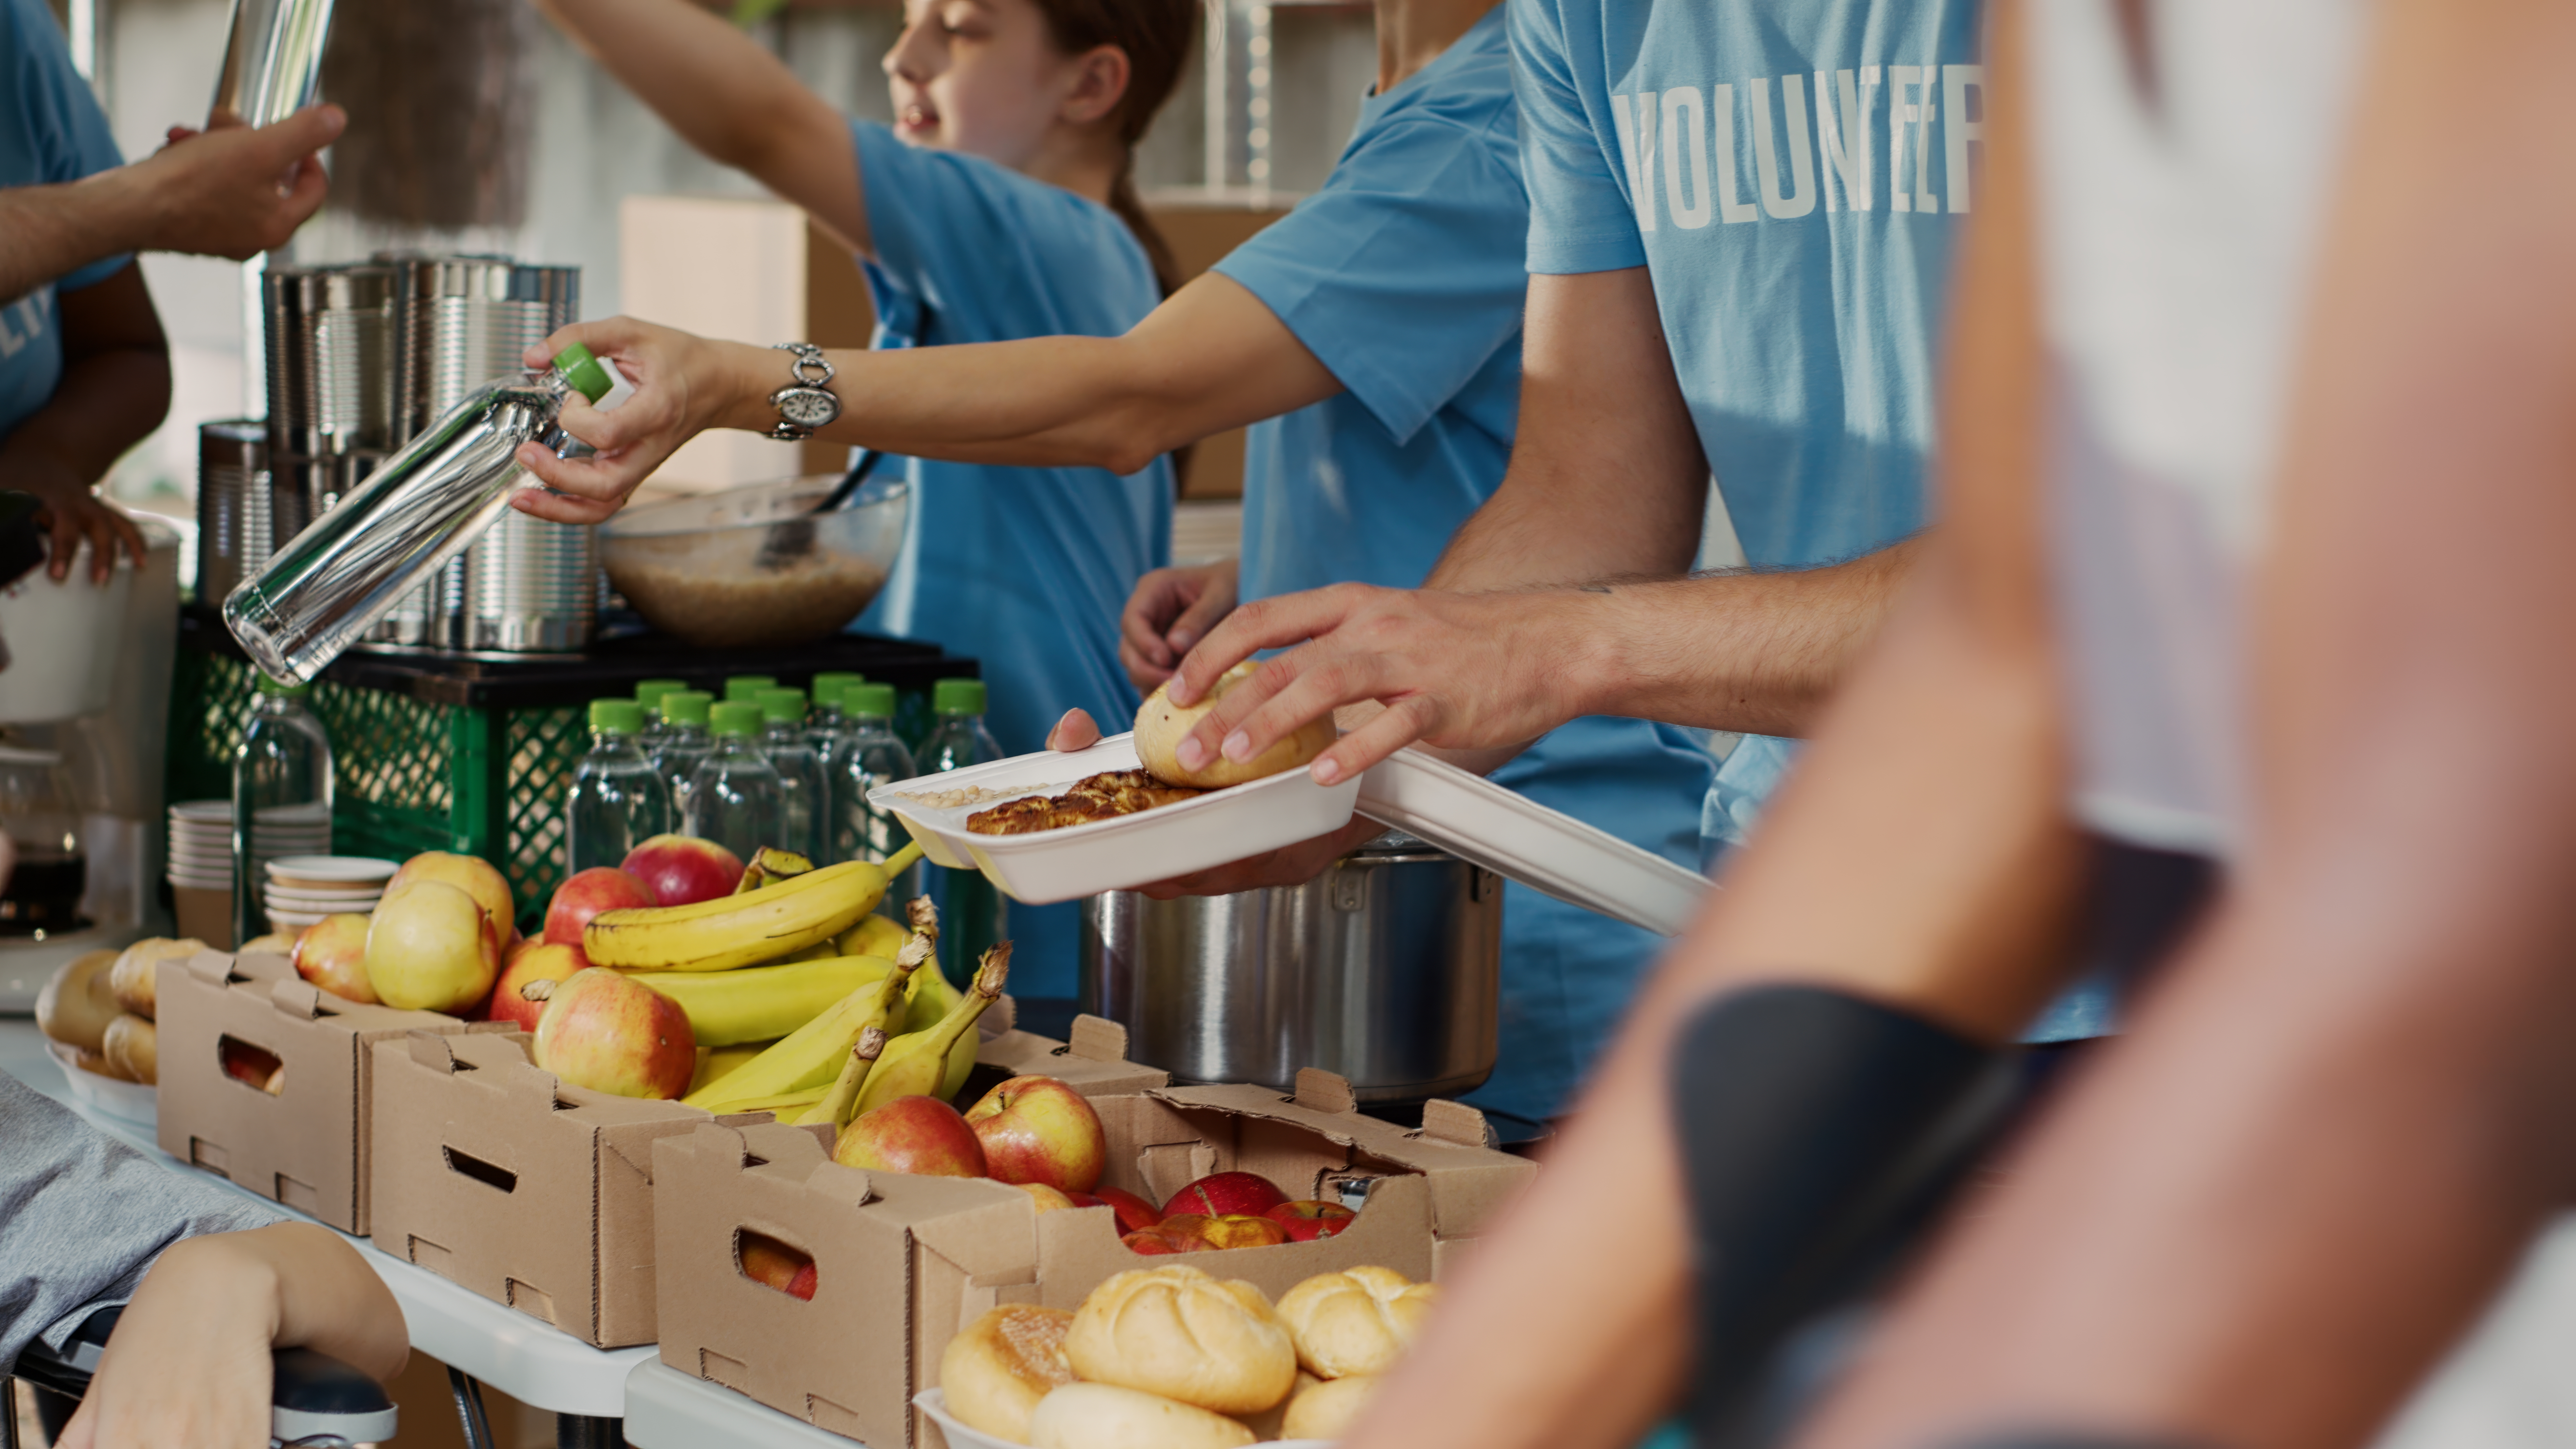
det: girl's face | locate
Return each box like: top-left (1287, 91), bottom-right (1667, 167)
top-left (884, 0), bottom-right (1120, 170)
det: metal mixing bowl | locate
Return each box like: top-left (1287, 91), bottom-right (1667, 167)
top-left (601, 473), bottom-right (909, 649)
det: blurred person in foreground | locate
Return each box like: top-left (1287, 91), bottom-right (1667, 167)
top-left (0, 0), bottom-right (339, 581)
top-left (1339, 1), bottom-right (2576, 1448)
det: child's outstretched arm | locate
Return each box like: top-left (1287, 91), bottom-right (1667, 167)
top-left (536, 0), bottom-right (867, 250)
top-left (56, 1224), bottom-right (407, 1449)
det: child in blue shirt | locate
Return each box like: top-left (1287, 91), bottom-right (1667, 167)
top-left (532, 0), bottom-right (1198, 993)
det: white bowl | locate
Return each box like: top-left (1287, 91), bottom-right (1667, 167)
top-left (266, 855), bottom-right (398, 884)
top-left (871, 732), bottom-right (1360, 907)
top-left (46, 1039), bottom-right (156, 1126)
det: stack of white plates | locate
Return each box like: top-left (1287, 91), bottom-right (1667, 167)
top-left (167, 799), bottom-right (334, 895)
top-left (263, 855), bottom-right (399, 930)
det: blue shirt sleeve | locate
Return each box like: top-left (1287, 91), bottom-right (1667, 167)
top-left (1511, 0), bottom-right (1644, 276)
top-left (1212, 110), bottom-right (1525, 447)
top-left (6, 0), bottom-right (127, 291)
top-left (850, 119), bottom-right (1160, 347)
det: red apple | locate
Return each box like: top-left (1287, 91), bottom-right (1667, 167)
top-left (1265, 1199), bottom-right (1357, 1242)
top-left (528, 968), bottom-right (695, 1099)
top-left (1016, 1182), bottom-right (1078, 1213)
top-left (739, 1233), bottom-right (817, 1300)
top-left (1161, 1171), bottom-right (1288, 1222)
top-left (1093, 1186), bottom-right (1162, 1236)
top-left (388, 852), bottom-right (516, 950)
top-left (832, 1094), bottom-right (988, 1177)
top-left (1200, 1214), bottom-right (1290, 1250)
top-left (962, 1075), bottom-right (1106, 1193)
top-left (1122, 1229), bottom-right (1187, 1256)
top-left (1153, 1214), bottom-right (1217, 1250)
top-left (366, 881), bottom-right (502, 1014)
top-left (489, 940), bottom-right (587, 1032)
top-left (291, 913), bottom-right (378, 1005)
top-left (220, 1038), bottom-right (283, 1089)
top-left (1064, 1191), bottom-right (1102, 1208)
top-left (545, 867), bottom-right (658, 946)
top-left (620, 835), bottom-right (744, 909)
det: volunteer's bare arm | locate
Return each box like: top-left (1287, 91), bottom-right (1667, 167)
top-left (0, 265), bottom-right (162, 579)
top-left (1336, 29), bottom-right (2080, 1447)
top-left (1796, 3), bottom-right (2576, 1445)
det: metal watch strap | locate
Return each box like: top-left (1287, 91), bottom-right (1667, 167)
top-left (764, 341), bottom-right (839, 440)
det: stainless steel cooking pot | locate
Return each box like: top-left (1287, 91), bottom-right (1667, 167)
top-left (1079, 831), bottom-right (1502, 1103)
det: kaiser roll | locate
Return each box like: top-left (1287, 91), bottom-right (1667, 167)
top-left (1065, 1264), bottom-right (1298, 1415)
top-left (1027, 1383), bottom-right (1255, 1449)
top-left (1133, 662), bottom-right (1333, 789)
top-left (108, 937), bottom-right (203, 1020)
top-left (941, 1305), bottom-right (1076, 1444)
top-left (35, 950), bottom-right (123, 1053)
top-left (1274, 1266), bottom-right (1437, 1379)
top-left (1282, 1373), bottom-right (1380, 1440)
top-left (103, 1014), bottom-right (157, 1085)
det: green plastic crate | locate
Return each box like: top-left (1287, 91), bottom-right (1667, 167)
top-left (167, 610), bottom-right (973, 930)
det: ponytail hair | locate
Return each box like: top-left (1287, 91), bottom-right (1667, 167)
top-left (1030, 0), bottom-right (1196, 297)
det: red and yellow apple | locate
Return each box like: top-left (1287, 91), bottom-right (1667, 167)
top-left (831, 1094), bottom-right (989, 1177)
top-left (739, 1232), bottom-right (818, 1300)
top-left (291, 913), bottom-right (378, 1005)
top-left (365, 880), bottom-right (502, 1013)
top-left (488, 940), bottom-right (586, 1033)
top-left (963, 1075), bottom-right (1106, 1193)
top-left (387, 851), bottom-right (516, 954)
top-left (620, 835), bottom-right (743, 909)
top-left (1200, 1214), bottom-right (1290, 1250)
top-left (1121, 1229), bottom-right (1187, 1255)
top-left (529, 967), bottom-right (695, 1100)
top-left (544, 867), bottom-right (658, 946)
top-left (1265, 1200), bottom-right (1357, 1242)
top-left (1092, 1186), bottom-right (1163, 1236)
top-left (1016, 1182), bottom-right (1078, 1213)
top-left (1161, 1171), bottom-right (1288, 1221)
top-left (220, 1037), bottom-right (283, 1090)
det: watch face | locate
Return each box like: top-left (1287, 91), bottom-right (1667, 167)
top-left (778, 386), bottom-right (840, 427)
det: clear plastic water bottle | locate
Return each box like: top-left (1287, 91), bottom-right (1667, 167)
top-left (652, 689), bottom-right (715, 823)
top-left (566, 698), bottom-right (673, 874)
top-left (722, 675), bottom-right (778, 704)
top-left (755, 688), bottom-right (826, 861)
top-left (223, 344), bottom-right (634, 682)
top-left (918, 677), bottom-right (1005, 984)
top-left (806, 671), bottom-right (864, 774)
top-left (686, 700), bottom-right (783, 863)
top-left (231, 675), bottom-right (334, 944)
top-left (832, 682), bottom-right (922, 913)
top-left (634, 679), bottom-right (688, 752)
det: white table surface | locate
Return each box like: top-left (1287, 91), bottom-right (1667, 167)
top-left (0, 1018), bottom-right (652, 1418)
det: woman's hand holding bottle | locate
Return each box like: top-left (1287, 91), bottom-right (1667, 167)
top-left (510, 318), bottom-right (781, 523)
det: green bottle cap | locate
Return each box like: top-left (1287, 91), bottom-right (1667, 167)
top-left (933, 678), bottom-right (985, 716)
top-left (661, 690), bottom-right (713, 726)
top-left (810, 672), bottom-right (864, 706)
top-left (844, 682), bottom-right (897, 720)
top-left (756, 688), bottom-right (807, 724)
top-left (590, 698), bottom-right (645, 735)
top-left (724, 675), bottom-right (779, 702)
top-left (255, 673), bottom-right (310, 697)
top-left (634, 679), bottom-right (688, 710)
top-left (554, 343), bottom-right (616, 404)
top-left (710, 700), bottom-right (764, 739)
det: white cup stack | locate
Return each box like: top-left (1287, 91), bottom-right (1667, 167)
top-left (165, 800), bottom-right (332, 893)
top-left (262, 855), bottom-right (400, 931)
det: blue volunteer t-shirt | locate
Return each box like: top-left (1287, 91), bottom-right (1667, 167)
top-left (1514, 0), bottom-right (2111, 1043)
top-left (0, 0), bottom-right (127, 443)
top-left (1216, 7), bottom-right (1715, 1122)
top-left (847, 120), bottom-right (1175, 998)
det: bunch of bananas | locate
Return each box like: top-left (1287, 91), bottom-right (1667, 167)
top-left (587, 846), bottom-right (1004, 1119)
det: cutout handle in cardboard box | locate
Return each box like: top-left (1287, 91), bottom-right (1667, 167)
top-left (1065, 1014), bottom-right (1130, 1064)
top-left (1418, 1098), bottom-right (1496, 1149)
top-left (1293, 1067), bottom-right (1359, 1116)
top-left (269, 977), bottom-right (327, 1021)
top-left (186, 950), bottom-right (238, 986)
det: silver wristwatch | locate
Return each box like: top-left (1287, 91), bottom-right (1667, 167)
top-left (765, 342), bottom-right (843, 440)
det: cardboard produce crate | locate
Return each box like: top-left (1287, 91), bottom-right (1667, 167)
top-left (154, 949), bottom-right (497, 1233)
top-left (368, 1030), bottom-right (735, 1349)
top-left (965, 1010), bottom-right (1169, 1101)
top-left (651, 1069), bottom-right (1535, 1448)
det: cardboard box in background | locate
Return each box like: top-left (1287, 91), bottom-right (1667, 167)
top-left (652, 1070), bottom-right (1533, 1447)
top-left (966, 1010), bottom-right (1169, 1102)
top-left (368, 1030), bottom-right (736, 1349)
top-left (154, 950), bottom-right (492, 1234)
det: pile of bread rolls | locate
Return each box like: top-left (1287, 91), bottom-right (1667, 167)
top-left (939, 1264), bottom-right (1436, 1448)
top-left (34, 937), bottom-right (204, 1086)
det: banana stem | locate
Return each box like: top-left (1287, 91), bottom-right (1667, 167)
top-left (802, 1026), bottom-right (891, 1127)
top-left (884, 841), bottom-right (924, 877)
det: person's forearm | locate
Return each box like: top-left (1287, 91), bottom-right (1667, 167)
top-left (3, 345), bottom-right (169, 485)
top-left (0, 173), bottom-right (154, 303)
top-left (211, 1223), bottom-right (408, 1378)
